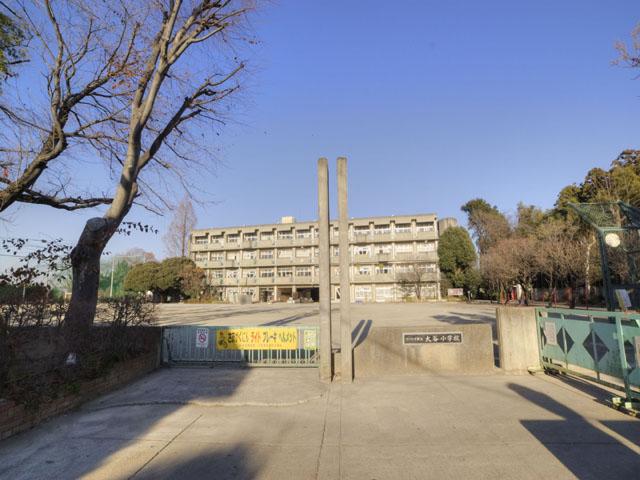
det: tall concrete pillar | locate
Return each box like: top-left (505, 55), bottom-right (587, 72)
top-left (337, 157), bottom-right (353, 383)
top-left (317, 158), bottom-right (333, 382)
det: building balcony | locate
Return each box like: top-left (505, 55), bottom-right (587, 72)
top-left (223, 241), bottom-right (241, 250)
top-left (257, 239), bottom-right (275, 248)
top-left (190, 243), bottom-right (210, 252)
top-left (208, 242), bottom-right (225, 250)
top-left (415, 230), bottom-right (437, 240)
top-left (294, 274), bottom-right (317, 284)
top-left (372, 253), bottom-right (393, 262)
top-left (392, 232), bottom-right (414, 241)
top-left (371, 233), bottom-right (392, 242)
top-left (373, 273), bottom-right (395, 283)
top-left (256, 258), bottom-right (276, 267)
top-left (242, 240), bottom-right (259, 249)
top-left (208, 259), bottom-right (225, 267)
top-left (353, 254), bottom-right (373, 263)
top-left (240, 258), bottom-right (258, 267)
top-left (275, 238), bottom-right (294, 247)
top-left (276, 275), bottom-right (294, 285)
top-left (294, 237), bottom-right (316, 246)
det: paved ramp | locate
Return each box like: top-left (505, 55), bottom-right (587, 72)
top-left (0, 367), bottom-right (638, 479)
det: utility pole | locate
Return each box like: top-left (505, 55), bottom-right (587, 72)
top-left (337, 157), bottom-right (353, 383)
top-left (317, 158), bottom-right (332, 382)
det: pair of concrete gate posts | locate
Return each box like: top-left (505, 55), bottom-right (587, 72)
top-left (317, 157), bottom-right (351, 383)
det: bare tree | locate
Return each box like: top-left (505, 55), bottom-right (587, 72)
top-left (30, 0), bottom-right (257, 335)
top-left (397, 263), bottom-right (432, 301)
top-left (163, 196), bottom-right (197, 257)
top-left (0, 1), bottom-right (143, 212)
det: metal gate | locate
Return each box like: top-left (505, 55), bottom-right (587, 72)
top-left (536, 307), bottom-right (640, 406)
top-left (162, 325), bottom-right (320, 367)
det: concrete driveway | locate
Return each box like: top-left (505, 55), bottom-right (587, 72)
top-left (0, 367), bottom-right (638, 479)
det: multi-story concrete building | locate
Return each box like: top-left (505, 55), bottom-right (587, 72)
top-left (190, 214), bottom-right (457, 303)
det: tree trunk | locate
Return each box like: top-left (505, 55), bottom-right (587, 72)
top-left (64, 217), bottom-right (117, 351)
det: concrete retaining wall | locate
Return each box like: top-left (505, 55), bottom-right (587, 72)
top-left (0, 351), bottom-right (161, 441)
top-left (496, 306), bottom-right (540, 373)
top-left (353, 324), bottom-right (494, 377)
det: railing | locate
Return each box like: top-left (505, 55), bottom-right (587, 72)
top-left (535, 307), bottom-right (640, 405)
top-left (162, 325), bottom-right (319, 367)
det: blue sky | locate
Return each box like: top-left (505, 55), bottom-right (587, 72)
top-left (2, 0), bottom-right (639, 262)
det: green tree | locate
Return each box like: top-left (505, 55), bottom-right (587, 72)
top-left (123, 262), bottom-right (161, 294)
top-left (461, 198), bottom-right (511, 253)
top-left (438, 226), bottom-right (478, 295)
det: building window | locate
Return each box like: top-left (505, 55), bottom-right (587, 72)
top-left (211, 253), bottom-right (224, 261)
top-left (332, 247), bottom-right (340, 257)
top-left (374, 224), bottom-right (390, 235)
top-left (278, 230), bottom-right (293, 240)
top-left (357, 265), bottom-right (372, 275)
top-left (259, 250), bottom-right (274, 259)
top-left (395, 243), bottom-right (413, 253)
top-left (227, 234), bottom-right (239, 243)
top-left (243, 250), bottom-right (257, 259)
top-left (416, 222), bottom-right (435, 232)
top-left (261, 231), bottom-right (274, 241)
top-left (417, 242), bottom-right (436, 252)
top-left (296, 229), bottom-right (311, 239)
top-left (296, 248), bottom-right (311, 257)
top-left (395, 223), bottom-right (411, 234)
top-left (376, 264), bottom-right (392, 275)
top-left (375, 244), bottom-right (392, 254)
top-left (277, 268), bottom-right (293, 277)
top-left (375, 286), bottom-right (394, 302)
top-left (211, 235), bottom-right (224, 244)
top-left (226, 252), bottom-right (238, 260)
top-left (278, 249), bottom-right (292, 258)
top-left (296, 267), bottom-right (312, 277)
top-left (354, 226), bottom-right (370, 236)
top-left (243, 233), bottom-right (257, 241)
top-left (354, 246), bottom-right (370, 256)
top-left (211, 270), bottom-right (223, 279)
top-left (194, 236), bottom-right (208, 244)
top-left (425, 263), bottom-right (437, 272)
top-left (260, 269), bottom-right (274, 278)
top-left (395, 264), bottom-right (411, 274)
top-left (244, 270), bottom-right (256, 278)
top-left (355, 286), bottom-right (372, 301)
top-left (227, 270), bottom-right (238, 279)
top-left (194, 252), bottom-right (208, 261)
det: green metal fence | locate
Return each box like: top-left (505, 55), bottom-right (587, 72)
top-left (535, 307), bottom-right (640, 405)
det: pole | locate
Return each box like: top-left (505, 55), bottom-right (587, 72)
top-left (337, 156), bottom-right (353, 383)
top-left (109, 255), bottom-right (115, 297)
top-left (317, 158), bottom-right (333, 382)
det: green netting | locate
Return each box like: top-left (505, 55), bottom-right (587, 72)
top-left (569, 202), bottom-right (640, 231)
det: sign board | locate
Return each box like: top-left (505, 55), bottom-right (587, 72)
top-left (303, 329), bottom-right (317, 350)
top-left (544, 321), bottom-right (558, 346)
top-left (615, 289), bottom-right (632, 311)
top-left (195, 328), bottom-right (209, 349)
top-left (216, 327), bottom-right (298, 350)
top-left (447, 288), bottom-right (464, 297)
top-left (403, 332), bottom-right (463, 345)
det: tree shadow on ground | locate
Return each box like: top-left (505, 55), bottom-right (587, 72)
top-left (0, 366), bottom-right (254, 480)
top-left (261, 310), bottom-right (318, 326)
top-left (508, 383), bottom-right (640, 478)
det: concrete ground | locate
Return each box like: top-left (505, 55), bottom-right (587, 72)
top-left (0, 367), bottom-right (638, 480)
top-left (155, 302), bottom-right (496, 343)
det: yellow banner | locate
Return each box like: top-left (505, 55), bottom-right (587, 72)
top-left (216, 327), bottom-right (298, 350)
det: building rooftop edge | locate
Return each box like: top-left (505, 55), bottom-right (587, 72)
top-left (191, 212), bottom-right (439, 234)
